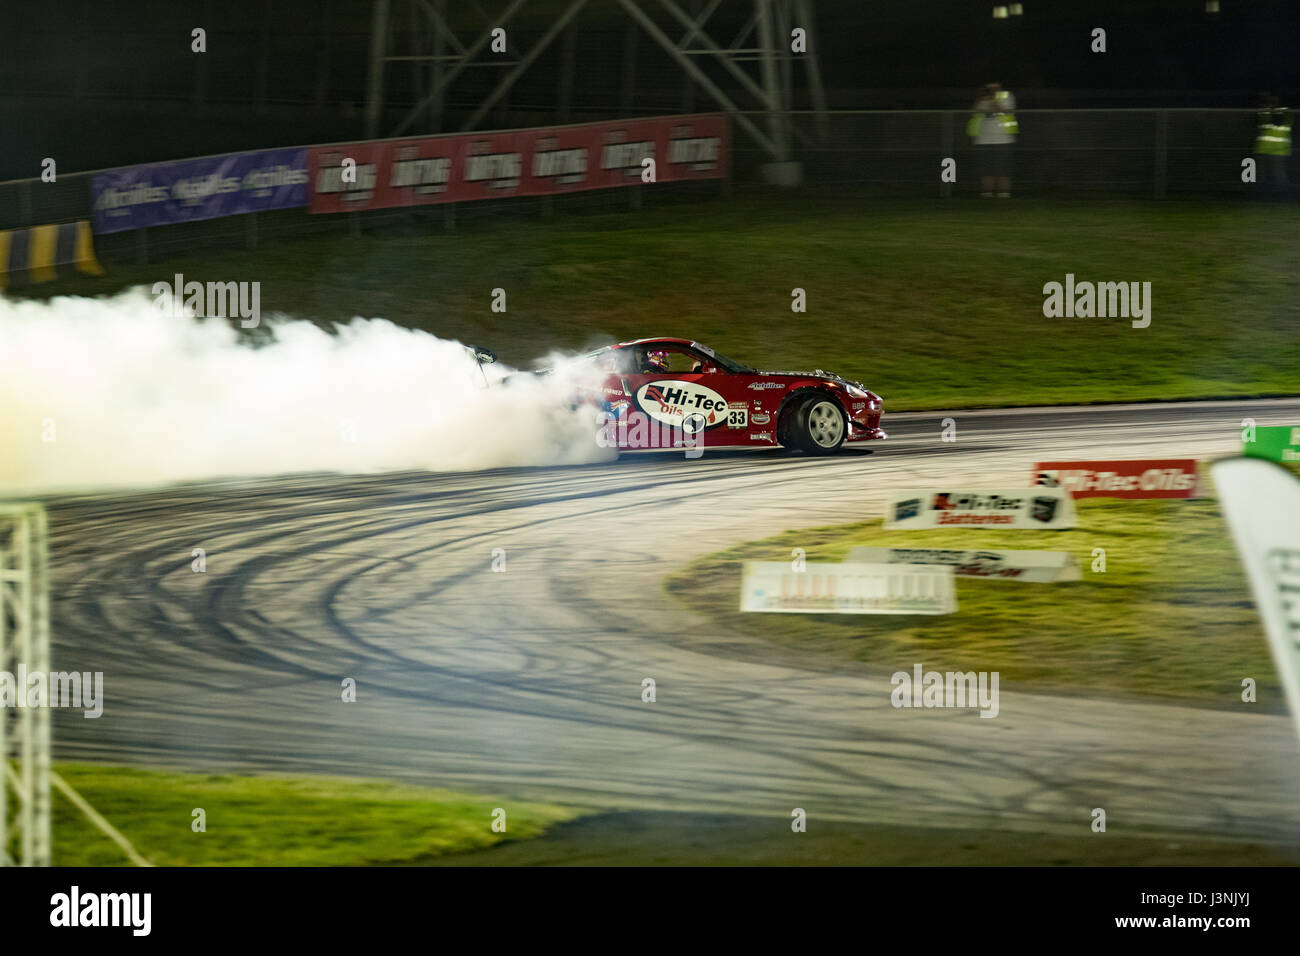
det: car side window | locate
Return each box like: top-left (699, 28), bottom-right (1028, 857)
top-left (638, 348), bottom-right (706, 374)
top-left (597, 349), bottom-right (636, 375)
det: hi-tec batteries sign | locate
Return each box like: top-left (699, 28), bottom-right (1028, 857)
top-left (883, 487), bottom-right (1077, 529)
top-left (740, 562), bottom-right (956, 615)
top-left (846, 547), bottom-right (1080, 582)
top-left (1033, 459), bottom-right (1199, 498)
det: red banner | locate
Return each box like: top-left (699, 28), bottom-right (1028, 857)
top-left (308, 114), bottom-right (728, 214)
top-left (1033, 460), bottom-right (1200, 499)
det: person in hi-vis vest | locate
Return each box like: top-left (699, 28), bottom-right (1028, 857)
top-left (968, 82), bottom-right (1018, 198)
top-left (1253, 93), bottom-right (1291, 201)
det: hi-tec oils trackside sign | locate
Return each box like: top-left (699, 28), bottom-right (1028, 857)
top-left (1033, 459), bottom-right (1200, 499)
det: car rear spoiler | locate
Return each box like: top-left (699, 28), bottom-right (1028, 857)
top-left (463, 344), bottom-right (497, 387)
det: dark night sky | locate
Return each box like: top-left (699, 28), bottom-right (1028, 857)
top-left (1, 0), bottom-right (1297, 178)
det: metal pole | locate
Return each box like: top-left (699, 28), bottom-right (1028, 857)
top-left (410, 0), bottom-right (425, 130)
top-left (431, 0), bottom-right (447, 131)
top-left (557, 22), bottom-right (576, 123)
top-left (193, 0), bottom-right (212, 110)
top-left (1154, 109), bottom-right (1168, 200)
top-left (679, 0), bottom-right (705, 112)
top-left (776, 0), bottom-right (793, 114)
top-left (620, 19), bottom-right (639, 113)
top-left (19, 516), bottom-right (33, 866)
top-left (940, 110), bottom-right (953, 198)
top-left (0, 516), bottom-right (8, 865)
top-left (793, 0), bottom-right (828, 141)
top-left (754, 0), bottom-right (790, 161)
top-left (76, 0), bottom-right (91, 99)
top-left (1, 504), bottom-right (51, 867)
top-left (255, 2), bottom-right (272, 114)
top-left (31, 508), bottom-right (50, 867)
top-left (364, 0), bottom-right (391, 139)
top-left (315, 0), bottom-right (333, 111)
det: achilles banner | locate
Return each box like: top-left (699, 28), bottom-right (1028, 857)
top-left (1211, 458), bottom-right (1300, 744)
top-left (883, 488), bottom-right (1077, 529)
top-left (1033, 459), bottom-right (1200, 499)
top-left (308, 114), bottom-right (728, 213)
top-left (740, 562), bottom-right (957, 615)
top-left (846, 547), bottom-right (1080, 582)
top-left (91, 147), bottom-right (311, 234)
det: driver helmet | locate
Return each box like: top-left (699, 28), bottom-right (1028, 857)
top-left (645, 349), bottom-right (671, 374)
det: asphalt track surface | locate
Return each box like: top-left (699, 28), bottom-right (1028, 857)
top-left (45, 398), bottom-right (1300, 842)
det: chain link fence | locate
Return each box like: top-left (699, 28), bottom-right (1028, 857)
top-left (733, 108), bottom-right (1273, 197)
top-left (0, 109), bottom-right (1283, 267)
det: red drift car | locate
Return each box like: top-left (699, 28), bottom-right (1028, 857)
top-left (562, 337), bottom-right (886, 455)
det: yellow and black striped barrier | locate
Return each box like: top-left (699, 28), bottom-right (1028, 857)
top-left (0, 220), bottom-right (103, 290)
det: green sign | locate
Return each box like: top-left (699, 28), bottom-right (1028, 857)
top-left (1243, 425), bottom-right (1300, 462)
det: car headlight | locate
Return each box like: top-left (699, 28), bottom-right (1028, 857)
top-left (844, 383), bottom-right (870, 399)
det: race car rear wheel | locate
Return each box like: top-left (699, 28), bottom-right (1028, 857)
top-left (792, 396), bottom-right (846, 455)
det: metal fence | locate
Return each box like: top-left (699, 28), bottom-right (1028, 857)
top-left (0, 108), bottom-right (1283, 266)
top-left (730, 108), bottom-right (1273, 197)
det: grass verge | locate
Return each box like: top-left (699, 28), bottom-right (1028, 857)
top-left (11, 195), bottom-right (1300, 411)
top-left (45, 766), bottom-right (1297, 866)
top-left (665, 492), bottom-right (1283, 708)
top-left (434, 811), bottom-right (1300, 866)
top-left (50, 764), bottom-right (582, 866)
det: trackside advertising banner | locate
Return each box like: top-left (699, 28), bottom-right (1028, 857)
top-left (308, 114), bottom-right (728, 213)
top-left (1211, 458), bottom-right (1300, 744)
top-left (1033, 459), bottom-right (1200, 499)
top-left (846, 547), bottom-right (1081, 582)
top-left (1243, 426), bottom-right (1300, 463)
top-left (91, 148), bottom-right (310, 234)
top-left (741, 561), bottom-right (956, 615)
top-left (883, 488), bottom-right (1077, 529)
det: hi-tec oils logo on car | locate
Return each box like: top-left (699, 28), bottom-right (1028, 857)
top-left (636, 380), bottom-right (729, 432)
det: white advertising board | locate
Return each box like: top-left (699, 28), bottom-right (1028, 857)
top-left (740, 561), bottom-right (956, 615)
top-left (883, 487), bottom-right (1076, 530)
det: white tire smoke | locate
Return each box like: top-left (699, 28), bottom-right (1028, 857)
top-left (0, 289), bottom-right (612, 494)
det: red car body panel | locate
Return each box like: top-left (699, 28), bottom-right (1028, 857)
top-left (576, 337), bottom-right (886, 451)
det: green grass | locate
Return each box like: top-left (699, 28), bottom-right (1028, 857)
top-left (43, 766), bottom-right (1296, 866)
top-left (665, 485), bottom-right (1285, 708)
top-left (432, 811), bottom-right (1300, 866)
top-left (48, 764), bottom-right (582, 866)
top-left (13, 194), bottom-right (1300, 410)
